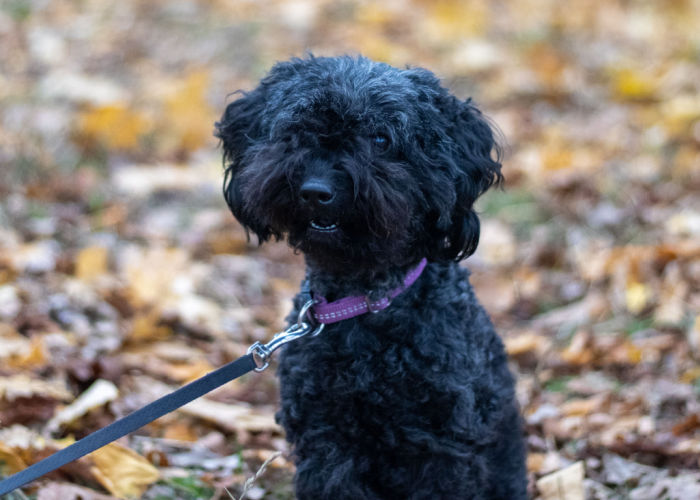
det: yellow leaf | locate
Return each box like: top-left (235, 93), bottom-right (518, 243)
top-left (662, 95), bottom-right (700, 135)
top-left (75, 246), bottom-right (109, 281)
top-left (612, 68), bottom-right (657, 100)
top-left (355, 4), bottom-right (395, 26)
top-left (78, 104), bottom-right (152, 151)
top-left (129, 311), bottom-right (172, 342)
top-left (504, 332), bottom-right (551, 356)
top-left (540, 129), bottom-right (575, 171)
top-left (90, 443), bottom-right (159, 499)
top-left (680, 365), bottom-right (700, 384)
top-left (7, 335), bottom-right (47, 369)
top-left (161, 71), bottom-right (215, 154)
top-left (0, 441), bottom-right (27, 475)
top-left (625, 281), bottom-right (650, 314)
top-left (422, 0), bottom-right (487, 42)
top-left (354, 32), bottom-right (407, 65)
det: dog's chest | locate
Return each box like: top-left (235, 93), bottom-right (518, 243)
top-left (277, 312), bottom-right (470, 435)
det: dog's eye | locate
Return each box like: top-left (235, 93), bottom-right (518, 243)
top-left (372, 134), bottom-right (390, 151)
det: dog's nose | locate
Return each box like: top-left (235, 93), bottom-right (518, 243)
top-left (300, 179), bottom-right (335, 206)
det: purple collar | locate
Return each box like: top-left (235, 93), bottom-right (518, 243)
top-left (310, 258), bottom-right (427, 324)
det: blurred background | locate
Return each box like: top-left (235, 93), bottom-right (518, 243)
top-left (0, 0), bottom-right (699, 499)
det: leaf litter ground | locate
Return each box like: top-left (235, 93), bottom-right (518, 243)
top-left (0, 1), bottom-right (699, 499)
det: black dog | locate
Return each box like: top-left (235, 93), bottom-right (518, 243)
top-left (216, 55), bottom-right (526, 499)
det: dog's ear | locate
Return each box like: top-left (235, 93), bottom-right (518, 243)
top-left (404, 69), bottom-right (502, 261)
top-left (444, 97), bottom-right (503, 261)
top-left (215, 88), bottom-right (269, 240)
top-left (430, 95), bottom-right (503, 262)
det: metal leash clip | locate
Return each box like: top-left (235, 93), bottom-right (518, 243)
top-left (247, 299), bottom-right (324, 372)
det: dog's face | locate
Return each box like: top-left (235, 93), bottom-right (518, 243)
top-left (216, 56), bottom-right (502, 272)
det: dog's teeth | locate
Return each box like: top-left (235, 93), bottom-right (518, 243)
top-left (310, 221), bottom-right (337, 230)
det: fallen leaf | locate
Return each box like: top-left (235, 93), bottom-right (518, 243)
top-left (77, 104), bottom-right (152, 151)
top-left (181, 398), bottom-right (279, 433)
top-left (48, 379), bottom-right (118, 433)
top-left (89, 443), bottom-right (160, 499)
top-left (0, 284), bottom-right (21, 320)
top-left (604, 339), bottom-right (643, 365)
top-left (159, 71), bottom-right (215, 154)
top-left (672, 413), bottom-right (700, 436)
top-left (0, 375), bottom-right (73, 402)
top-left (504, 331), bottom-right (551, 356)
top-left (533, 293), bottom-right (608, 331)
top-left (128, 310), bottom-right (172, 342)
top-left (688, 314), bottom-right (700, 355)
top-left (527, 452), bottom-right (546, 473)
top-left (123, 247), bottom-right (189, 306)
top-left (421, 0), bottom-right (487, 41)
top-left (612, 68), bottom-right (658, 100)
top-left (37, 482), bottom-right (119, 500)
top-left (470, 271), bottom-right (516, 315)
top-left (476, 219), bottom-right (517, 266)
top-left (162, 422), bottom-right (199, 442)
top-left (560, 330), bottom-right (594, 366)
top-left (625, 280), bottom-right (651, 315)
top-left (10, 240), bottom-right (59, 273)
top-left (560, 393), bottom-right (610, 417)
top-left (75, 246), bottom-right (109, 281)
top-left (0, 441), bottom-right (27, 475)
top-left (162, 358), bottom-right (215, 384)
top-left (537, 461), bottom-right (585, 500)
top-left (0, 327), bottom-right (47, 369)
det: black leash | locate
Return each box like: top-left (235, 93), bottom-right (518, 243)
top-left (0, 300), bottom-right (323, 497)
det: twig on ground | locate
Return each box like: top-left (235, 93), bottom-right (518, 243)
top-left (227, 451), bottom-right (283, 500)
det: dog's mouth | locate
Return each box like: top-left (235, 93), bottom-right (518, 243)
top-left (309, 219), bottom-right (339, 233)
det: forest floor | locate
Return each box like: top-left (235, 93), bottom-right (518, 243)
top-left (0, 1), bottom-right (699, 499)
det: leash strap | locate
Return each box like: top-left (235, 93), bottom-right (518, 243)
top-left (0, 353), bottom-right (257, 496)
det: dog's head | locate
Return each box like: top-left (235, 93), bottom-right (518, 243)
top-left (216, 55), bottom-right (502, 272)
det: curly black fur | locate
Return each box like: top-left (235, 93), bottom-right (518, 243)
top-left (216, 55), bottom-right (526, 499)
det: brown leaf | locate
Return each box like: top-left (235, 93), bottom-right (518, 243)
top-left (560, 330), bottom-right (594, 366)
top-left (181, 398), bottom-right (279, 434)
top-left (672, 413), bottom-right (700, 437)
top-left (37, 482), bottom-right (119, 500)
top-left (560, 393), bottom-right (610, 417)
top-left (162, 422), bottom-right (199, 442)
top-left (128, 310), bottom-right (172, 342)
